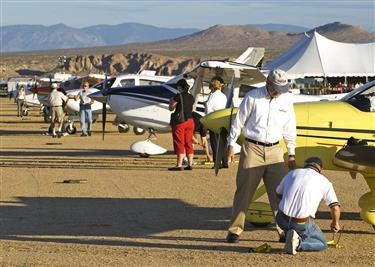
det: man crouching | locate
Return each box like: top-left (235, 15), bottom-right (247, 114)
top-left (276, 156), bottom-right (341, 255)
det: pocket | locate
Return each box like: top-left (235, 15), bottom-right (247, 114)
top-left (242, 142), bottom-right (263, 168)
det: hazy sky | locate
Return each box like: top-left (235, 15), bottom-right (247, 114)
top-left (1, 0), bottom-right (374, 32)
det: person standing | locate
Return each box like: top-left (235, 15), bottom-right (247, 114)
top-left (276, 156), bottom-right (341, 255)
top-left (75, 82), bottom-right (94, 137)
top-left (205, 76), bottom-right (228, 168)
top-left (225, 69), bottom-right (296, 243)
top-left (192, 111), bottom-right (212, 162)
top-left (168, 79), bottom-right (195, 171)
top-left (16, 85), bottom-right (26, 118)
top-left (48, 83), bottom-right (68, 138)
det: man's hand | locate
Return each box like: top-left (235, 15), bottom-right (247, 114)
top-left (227, 145), bottom-right (235, 164)
top-left (330, 221), bottom-right (340, 233)
top-left (288, 155), bottom-right (296, 170)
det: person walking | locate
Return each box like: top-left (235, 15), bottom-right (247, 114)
top-left (168, 79), bottom-right (195, 171)
top-left (276, 156), bottom-right (341, 255)
top-left (16, 85), bottom-right (26, 118)
top-left (205, 76), bottom-right (228, 168)
top-left (48, 83), bottom-right (69, 138)
top-left (225, 69), bottom-right (297, 243)
top-left (75, 81), bottom-right (94, 136)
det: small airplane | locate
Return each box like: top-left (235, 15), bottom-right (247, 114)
top-left (29, 71), bottom-right (172, 134)
top-left (90, 56), bottom-right (347, 157)
top-left (200, 80), bottom-right (375, 228)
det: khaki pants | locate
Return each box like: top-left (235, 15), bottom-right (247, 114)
top-left (228, 141), bottom-right (287, 235)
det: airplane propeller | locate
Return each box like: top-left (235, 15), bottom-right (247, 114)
top-left (101, 74), bottom-right (108, 140)
top-left (215, 73), bottom-right (236, 176)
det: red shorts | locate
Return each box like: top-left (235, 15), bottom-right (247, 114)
top-left (172, 118), bottom-right (194, 154)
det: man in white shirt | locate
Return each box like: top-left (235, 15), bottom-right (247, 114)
top-left (48, 83), bottom-right (68, 138)
top-left (206, 76), bottom-right (228, 168)
top-left (74, 81), bottom-right (94, 136)
top-left (226, 69), bottom-right (296, 243)
top-left (276, 157), bottom-right (341, 255)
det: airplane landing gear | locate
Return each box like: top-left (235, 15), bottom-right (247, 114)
top-left (133, 127), bottom-right (145, 135)
top-left (118, 123), bottom-right (130, 133)
top-left (22, 108), bottom-right (29, 117)
top-left (66, 123), bottom-right (77, 135)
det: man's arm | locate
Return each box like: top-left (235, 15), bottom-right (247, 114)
top-left (329, 204), bottom-right (341, 233)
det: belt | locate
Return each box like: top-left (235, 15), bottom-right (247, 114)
top-left (245, 138), bottom-right (279, 147)
top-left (279, 211), bottom-right (309, 224)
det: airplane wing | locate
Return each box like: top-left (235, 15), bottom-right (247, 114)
top-left (234, 47), bottom-right (265, 67)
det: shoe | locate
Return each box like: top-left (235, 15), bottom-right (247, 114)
top-left (168, 166), bottom-right (183, 171)
top-left (57, 132), bottom-right (62, 138)
top-left (184, 165), bottom-right (193, 170)
top-left (226, 232), bottom-right (240, 243)
top-left (285, 229), bottom-right (300, 255)
top-left (80, 133), bottom-right (88, 137)
top-left (88, 131), bottom-right (91, 136)
top-left (52, 134), bottom-right (57, 138)
top-left (278, 232), bottom-right (286, 243)
top-left (221, 164), bottom-right (229, 169)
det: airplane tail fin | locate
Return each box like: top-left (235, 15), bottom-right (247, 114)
top-left (234, 47), bottom-right (265, 67)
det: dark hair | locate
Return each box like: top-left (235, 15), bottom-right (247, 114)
top-left (176, 79), bottom-right (190, 92)
top-left (211, 76), bottom-right (224, 84)
top-left (304, 156), bottom-right (323, 172)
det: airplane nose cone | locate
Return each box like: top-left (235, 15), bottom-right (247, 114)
top-left (89, 91), bottom-right (107, 103)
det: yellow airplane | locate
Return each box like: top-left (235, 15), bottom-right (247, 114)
top-left (201, 80), bottom-right (375, 228)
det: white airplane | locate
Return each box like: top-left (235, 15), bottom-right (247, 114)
top-left (30, 71), bottom-right (172, 134)
top-left (64, 70), bottom-right (173, 134)
top-left (90, 58), bottom-right (346, 157)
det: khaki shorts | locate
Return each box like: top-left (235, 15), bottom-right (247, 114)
top-left (51, 106), bottom-right (64, 123)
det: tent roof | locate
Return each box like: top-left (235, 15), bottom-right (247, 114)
top-left (264, 32), bottom-right (375, 78)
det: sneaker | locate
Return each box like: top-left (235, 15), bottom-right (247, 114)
top-left (80, 133), bottom-right (88, 137)
top-left (88, 131), bottom-right (92, 136)
top-left (285, 229), bottom-right (300, 255)
top-left (184, 165), bottom-right (193, 171)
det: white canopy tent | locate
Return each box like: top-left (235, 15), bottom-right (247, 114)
top-left (264, 32), bottom-right (375, 80)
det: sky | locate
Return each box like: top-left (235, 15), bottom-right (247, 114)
top-left (1, 0), bottom-right (374, 32)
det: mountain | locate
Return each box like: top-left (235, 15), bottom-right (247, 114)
top-left (121, 22), bottom-right (374, 54)
top-left (82, 22), bottom-right (199, 45)
top-left (0, 23), bottom-right (200, 52)
top-left (1, 22), bottom-right (374, 78)
top-left (252, 24), bottom-right (309, 33)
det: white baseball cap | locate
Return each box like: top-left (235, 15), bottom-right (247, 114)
top-left (267, 69), bottom-right (289, 93)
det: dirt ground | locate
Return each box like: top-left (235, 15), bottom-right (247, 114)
top-left (0, 98), bottom-right (374, 267)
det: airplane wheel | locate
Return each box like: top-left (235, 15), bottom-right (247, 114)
top-left (138, 153), bottom-right (150, 158)
top-left (118, 123), bottom-right (130, 133)
top-left (133, 127), bottom-right (145, 135)
top-left (22, 109), bottom-right (29, 116)
top-left (66, 125), bottom-right (77, 135)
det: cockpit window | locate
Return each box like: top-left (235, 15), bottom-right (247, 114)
top-left (346, 85), bottom-right (375, 112)
top-left (92, 78), bottom-right (116, 91)
top-left (139, 79), bottom-right (164, 86)
top-left (120, 79), bottom-right (135, 87)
